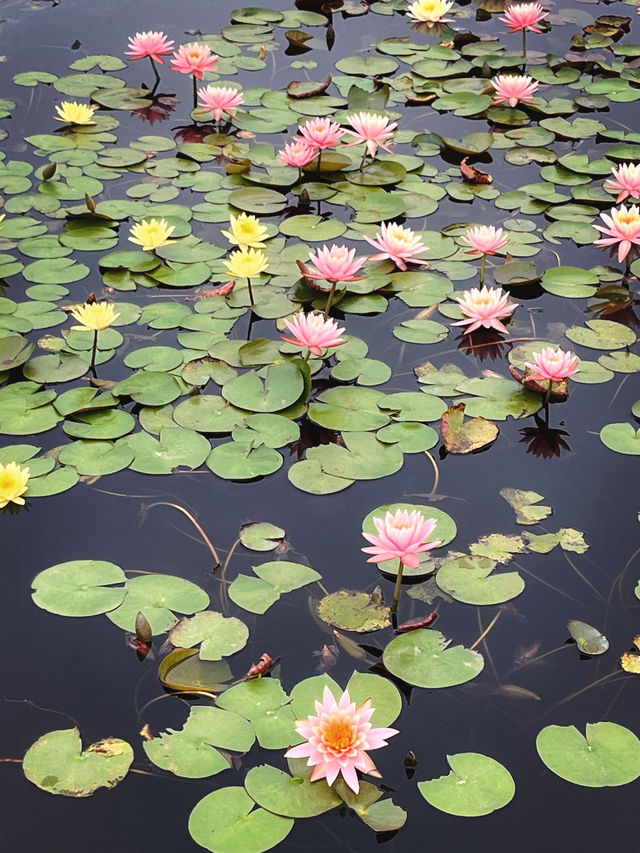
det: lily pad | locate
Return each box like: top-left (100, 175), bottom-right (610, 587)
top-left (31, 559), bottom-right (126, 617)
top-left (244, 762), bottom-right (341, 818)
top-left (500, 488), bottom-right (552, 525)
top-left (567, 620), bottom-right (609, 655)
top-left (239, 521), bottom-right (286, 551)
top-left (169, 611), bottom-right (249, 660)
top-left (600, 423), bottom-right (640, 455)
top-left (383, 629), bottom-right (484, 688)
top-left (441, 403), bottom-right (499, 454)
top-left (436, 555), bottom-right (525, 605)
top-left (316, 590), bottom-right (391, 632)
top-left (106, 574), bottom-right (210, 635)
top-left (418, 753), bottom-right (515, 817)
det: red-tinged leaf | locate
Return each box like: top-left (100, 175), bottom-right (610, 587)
top-left (509, 365), bottom-right (569, 400)
top-left (441, 402), bottom-right (499, 454)
top-left (286, 75), bottom-right (332, 99)
top-left (395, 612), bottom-right (438, 633)
top-left (460, 157), bottom-right (493, 184)
top-left (246, 652), bottom-right (275, 679)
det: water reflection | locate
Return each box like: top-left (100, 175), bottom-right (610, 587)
top-left (519, 412), bottom-right (571, 459)
top-left (456, 327), bottom-right (510, 361)
top-left (131, 94), bottom-right (178, 125)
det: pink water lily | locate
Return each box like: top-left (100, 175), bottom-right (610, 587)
top-left (280, 311), bottom-right (346, 356)
top-left (197, 85), bottom-right (243, 122)
top-left (364, 222), bottom-right (427, 270)
top-left (594, 204), bottom-right (640, 262)
top-left (298, 117), bottom-right (345, 151)
top-left (278, 139), bottom-right (317, 168)
top-left (453, 285), bottom-right (518, 335)
top-left (362, 508), bottom-right (442, 569)
top-left (126, 31), bottom-right (175, 63)
top-left (285, 686), bottom-right (398, 794)
top-left (604, 163), bottom-right (640, 204)
top-left (343, 112), bottom-right (397, 159)
top-left (462, 225), bottom-right (509, 255)
top-left (171, 43), bottom-right (218, 79)
top-left (306, 244), bottom-right (367, 283)
top-left (491, 74), bottom-right (539, 107)
top-left (500, 3), bottom-right (548, 32)
top-left (525, 347), bottom-right (580, 382)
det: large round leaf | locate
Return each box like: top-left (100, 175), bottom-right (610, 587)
top-left (436, 555), bottom-right (525, 605)
top-left (222, 364), bottom-right (304, 413)
top-left (418, 753), bottom-right (515, 816)
top-left (383, 629), bottom-right (484, 688)
top-left (169, 611), bottom-right (249, 660)
top-left (244, 762), bottom-right (341, 818)
top-left (536, 722), bottom-right (640, 786)
top-left (106, 575), bottom-right (210, 634)
top-left (31, 559), bottom-right (126, 617)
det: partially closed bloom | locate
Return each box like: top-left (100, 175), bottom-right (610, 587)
top-left (307, 244), bottom-right (366, 283)
top-left (594, 204), bottom-right (640, 262)
top-left (71, 301), bottom-right (120, 331)
top-left (197, 85), bottom-right (243, 122)
top-left (278, 139), bottom-right (316, 168)
top-left (171, 43), bottom-right (218, 79)
top-left (0, 461), bottom-right (29, 508)
top-left (285, 686), bottom-right (398, 794)
top-left (604, 163), bottom-right (640, 204)
top-left (525, 347), bottom-right (579, 382)
top-left (462, 225), bottom-right (509, 256)
top-left (129, 218), bottom-right (176, 251)
top-left (364, 222), bottom-right (427, 270)
top-left (406, 0), bottom-right (453, 24)
top-left (491, 74), bottom-right (539, 107)
top-left (126, 31), bottom-right (175, 63)
top-left (500, 3), bottom-right (548, 32)
top-left (54, 102), bottom-right (96, 125)
top-left (223, 247), bottom-right (269, 279)
top-left (221, 213), bottom-right (268, 249)
top-left (362, 508), bottom-right (442, 568)
top-left (0, 214), bottom-right (5, 231)
top-left (453, 285), bottom-right (518, 335)
top-left (281, 311), bottom-right (346, 356)
top-left (343, 112), bottom-right (397, 159)
top-left (298, 117), bottom-right (345, 151)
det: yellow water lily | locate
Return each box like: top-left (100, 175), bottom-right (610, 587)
top-left (54, 101), bottom-right (97, 125)
top-left (221, 213), bottom-right (268, 249)
top-left (129, 218), bottom-right (176, 251)
top-left (71, 301), bottom-right (120, 331)
top-left (223, 247), bottom-right (269, 279)
top-left (0, 461), bottom-right (30, 508)
top-left (0, 214), bottom-right (5, 231)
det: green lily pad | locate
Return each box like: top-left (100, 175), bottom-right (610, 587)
top-left (228, 560), bottom-right (321, 614)
top-left (169, 611), bottom-right (249, 661)
top-left (0, 334), bottom-right (35, 370)
top-left (305, 432), bottom-right (403, 481)
top-left (500, 488), bottom-right (552, 525)
top-left (393, 318), bottom-right (449, 344)
top-left (541, 266), bottom-right (598, 298)
top-left (600, 423), bottom-right (640, 455)
top-left (57, 440), bottom-right (134, 476)
top-left (222, 363), bottom-right (304, 413)
top-left (239, 521), bottom-right (286, 551)
top-left (436, 555), bottom-right (525, 605)
top-left (418, 753), bottom-right (515, 817)
top-left (244, 762), bottom-right (341, 818)
top-left (457, 377), bottom-right (542, 420)
top-left (383, 629), bottom-right (484, 688)
top-left (116, 427), bottom-right (210, 473)
top-left (229, 187), bottom-right (288, 214)
top-left (106, 574), bottom-right (210, 634)
top-left (174, 395), bottom-right (247, 434)
top-left (566, 620), bottom-right (609, 655)
top-left (308, 387), bottom-right (390, 431)
top-left (566, 319), bottom-right (636, 350)
top-left (317, 589), bottom-right (391, 632)
top-left (207, 442), bottom-right (282, 480)
top-left (288, 459), bottom-right (354, 495)
top-left (63, 409), bottom-right (136, 440)
top-left (216, 677), bottom-right (296, 749)
top-left (112, 372), bottom-right (183, 406)
top-left (31, 559), bottom-right (126, 617)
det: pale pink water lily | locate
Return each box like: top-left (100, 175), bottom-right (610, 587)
top-left (525, 347), bottom-right (580, 382)
top-left (285, 686), bottom-right (398, 794)
top-left (125, 31), bottom-right (175, 63)
top-left (604, 163), bottom-right (640, 204)
top-left (362, 508), bottom-right (442, 569)
top-left (491, 74), bottom-right (539, 107)
top-left (280, 311), bottom-right (346, 356)
top-left (594, 204), bottom-right (640, 262)
top-left (197, 85), bottom-right (243, 122)
top-left (298, 117), bottom-right (345, 151)
top-left (278, 139), bottom-right (317, 168)
top-left (306, 244), bottom-right (367, 283)
top-left (343, 112), bottom-right (397, 159)
top-left (171, 43), bottom-right (218, 79)
top-left (500, 3), bottom-right (548, 32)
top-left (453, 285), bottom-right (518, 335)
top-left (462, 225), bottom-right (509, 255)
top-left (364, 222), bottom-right (427, 270)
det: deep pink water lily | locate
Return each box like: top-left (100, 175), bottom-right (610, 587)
top-left (280, 311), bottom-right (346, 356)
top-left (594, 204), bottom-right (640, 262)
top-left (491, 74), bottom-right (539, 107)
top-left (462, 225), bottom-right (509, 255)
top-left (298, 117), bottom-right (345, 151)
top-left (362, 508), bottom-right (441, 569)
top-left (525, 347), bottom-right (580, 382)
top-left (364, 222), bottom-right (427, 270)
top-left (125, 31), bottom-right (175, 63)
top-left (171, 43), bottom-right (218, 79)
top-left (278, 139), bottom-right (317, 168)
top-left (500, 2), bottom-right (548, 32)
top-left (452, 286), bottom-right (518, 335)
top-left (285, 686), bottom-right (398, 794)
top-left (604, 164), bottom-right (640, 204)
top-left (306, 244), bottom-right (367, 283)
top-left (343, 112), bottom-right (397, 159)
top-left (197, 85), bottom-right (243, 121)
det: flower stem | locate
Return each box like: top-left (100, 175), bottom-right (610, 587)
top-left (359, 149), bottom-right (368, 171)
top-left (148, 55), bottom-right (160, 87)
top-left (304, 349), bottom-right (311, 361)
top-left (522, 29), bottom-right (527, 62)
top-left (391, 559), bottom-right (405, 615)
top-left (90, 329), bottom-right (99, 370)
top-left (192, 74), bottom-right (198, 111)
top-left (480, 253), bottom-right (486, 287)
top-left (323, 280), bottom-right (338, 319)
top-left (316, 149), bottom-right (322, 172)
top-left (246, 276), bottom-right (255, 306)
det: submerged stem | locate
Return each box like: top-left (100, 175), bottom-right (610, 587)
top-left (140, 501), bottom-right (221, 570)
top-left (470, 608), bottom-right (501, 651)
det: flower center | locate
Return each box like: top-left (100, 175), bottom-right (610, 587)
top-left (323, 719), bottom-right (356, 752)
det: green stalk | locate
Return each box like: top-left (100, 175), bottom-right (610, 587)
top-left (90, 329), bottom-right (99, 371)
top-left (148, 55), bottom-right (160, 88)
top-left (480, 253), bottom-right (487, 287)
top-left (391, 558), bottom-right (405, 615)
top-left (246, 276), bottom-right (255, 306)
top-left (323, 280), bottom-right (338, 319)
top-left (192, 74), bottom-right (198, 112)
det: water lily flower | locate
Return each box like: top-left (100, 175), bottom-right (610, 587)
top-left (462, 225), bottom-right (509, 256)
top-left (343, 112), bottom-right (397, 159)
top-left (170, 43), bottom-right (218, 79)
top-left (306, 244), bottom-right (366, 283)
top-left (125, 31), bottom-right (175, 63)
top-left (0, 214), bottom-right (5, 231)
top-left (0, 461), bottom-right (30, 508)
top-left (280, 311), bottom-right (346, 356)
top-left (364, 222), bottom-right (427, 271)
top-left (604, 164), bottom-right (640, 204)
top-left (298, 117), bottom-right (345, 151)
top-left (71, 301), bottom-right (120, 331)
top-left (406, 0), bottom-right (454, 24)
top-left (223, 247), bottom-right (269, 280)
top-left (500, 3), bottom-right (548, 32)
top-left (54, 101), bottom-right (96, 125)
top-left (197, 85), bottom-right (243, 122)
top-left (594, 204), bottom-right (640, 262)
top-left (452, 285), bottom-right (518, 335)
top-left (491, 75), bottom-right (539, 107)
top-left (525, 347), bottom-right (580, 382)
top-left (221, 213), bottom-right (268, 249)
top-left (362, 508), bottom-right (442, 569)
top-left (129, 218), bottom-right (176, 252)
top-left (278, 139), bottom-right (317, 169)
top-left (284, 686), bottom-right (398, 794)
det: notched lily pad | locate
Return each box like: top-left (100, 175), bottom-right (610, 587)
top-left (418, 753), bottom-right (515, 817)
top-left (317, 589), bottom-right (391, 633)
top-left (441, 403), bottom-right (499, 454)
top-left (169, 611), bottom-right (249, 661)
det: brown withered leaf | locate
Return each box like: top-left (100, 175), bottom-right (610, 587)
top-left (620, 651), bottom-right (640, 673)
top-left (395, 612), bottom-right (438, 633)
top-left (286, 75), bottom-right (332, 99)
top-left (441, 402), bottom-right (499, 454)
top-left (460, 156), bottom-right (493, 184)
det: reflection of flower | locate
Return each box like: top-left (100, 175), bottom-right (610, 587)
top-left (406, 0), bottom-right (453, 23)
top-left (524, 347), bottom-right (579, 382)
top-left (131, 95), bottom-right (178, 125)
top-left (197, 85), bottom-right (243, 122)
top-left (457, 328), bottom-right (510, 361)
top-left (71, 301), bottom-right (120, 331)
top-left (491, 75), bottom-right (539, 107)
top-left (298, 117), bottom-right (345, 151)
top-left (129, 218), bottom-right (176, 251)
top-left (284, 686), bottom-right (398, 794)
top-left (221, 213), bottom-right (268, 249)
top-left (594, 204), bottom-right (640, 262)
top-left (171, 43), bottom-right (218, 79)
top-left (54, 102), bottom-right (96, 125)
top-left (364, 222), bottom-right (427, 271)
top-left (453, 286), bottom-right (518, 335)
top-left (343, 112), bottom-right (397, 159)
top-left (280, 311), bottom-right (346, 356)
top-left (126, 31), bottom-right (175, 63)
top-left (462, 225), bottom-right (509, 255)
top-left (0, 461), bottom-right (30, 508)
top-left (500, 3), bottom-right (548, 32)
top-left (307, 244), bottom-right (366, 283)
top-left (223, 247), bottom-right (268, 279)
top-left (604, 164), bottom-right (640, 204)
top-left (362, 508), bottom-right (442, 569)
top-left (278, 139), bottom-right (316, 168)
top-left (520, 414), bottom-right (571, 459)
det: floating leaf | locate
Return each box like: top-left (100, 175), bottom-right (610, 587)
top-left (383, 629), bottom-right (484, 688)
top-left (436, 555), bottom-right (525, 605)
top-left (418, 753), bottom-right (515, 817)
top-left (169, 611), bottom-right (249, 660)
top-left (106, 575), bottom-right (210, 634)
top-left (317, 590), bottom-right (391, 633)
top-left (244, 761), bottom-right (341, 818)
top-left (216, 678), bottom-right (296, 750)
top-left (441, 403), bottom-right (499, 454)
top-left (239, 521), bottom-right (285, 551)
top-left (500, 488), bottom-right (552, 525)
top-left (536, 722), bottom-right (640, 786)
top-left (158, 649), bottom-right (233, 693)
top-left (566, 620), bottom-right (609, 655)
top-left (31, 559), bottom-right (126, 617)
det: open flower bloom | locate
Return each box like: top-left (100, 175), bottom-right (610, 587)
top-left (362, 508), bottom-right (442, 568)
top-left (223, 247), bottom-right (269, 279)
top-left (500, 3), bottom-right (548, 32)
top-left (298, 117), bottom-right (345, 151)
top-left (453, 286), bottom-right (518, 334)
top-left (278, 139), bottom-right (317, 168)
top-left (364, 222), bottom-right (427, 270)
top-left (406, 0), bottom-right (453, 23)
top-left (604, 164), bottom-right (640, 204)
top-left (285, 687), bottom-right (398, 794)
top-left (462, 225), bottom-right (509, 255)
top-left (171, 43), bottom-right (218, 79)
top-left (54, 102), bottom-right (96, 125)
top-left (0, 461), bottom-right (30, 508)
top-left (491, 74), bottom-right (539, 107)
top-left (125, 31), bottom-right (175, 62)
top-left (306, 244), bottom-right (366, 283)
top-left (197, 85), bottom-right (243, 122)
top-left (343, 112), bottom-right (397, 159)
top-left (594, 204), bottom-right (640, 262)
top-left (281, 311), bottom-right (346, 356)
top-left (525, 347), bottom-right (580, 382)
top-left (71, 301), bottom-right (120, 331)
top-left (129, 218), bottom-right (176, 251)
top-left (221, 213), bottom-right (268, 249)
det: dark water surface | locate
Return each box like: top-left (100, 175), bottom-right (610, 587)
top-left (2, 0), bottom-right (640, 850)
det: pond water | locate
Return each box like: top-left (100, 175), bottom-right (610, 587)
top-left (2, 0), bottom-right (640, 850)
